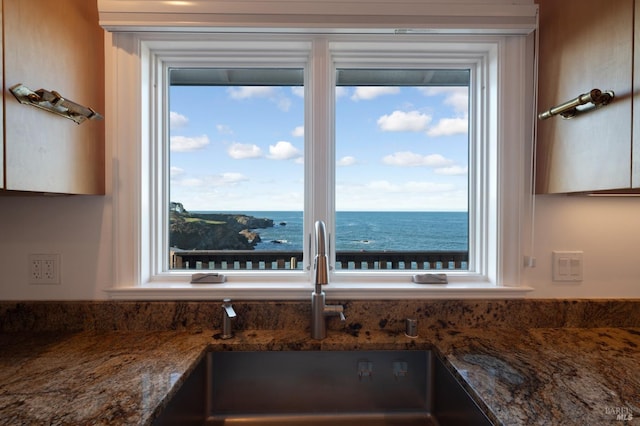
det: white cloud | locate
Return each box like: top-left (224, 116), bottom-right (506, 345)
top-left (419, 87), bottom-right (469, 114)
top-left (216, 124), bottom-right (233, 134)
top-left (427, 117), bottom-right (468, 137)
top-left (335, 179), bottom-right (464, 211)
top-left (351, 87), bottom-right (400, 101)
top-left (335, 87), bottom-right (348, 99)
top-left (173, 172), bottom-right (249, 188)
top-left (364, 180), bottom-right (454, 193)
top-left (435, 165), bottom-right (468, 175)
top-left (219, 172), bottom-right (249, 184)
top-left (170, 135), bottom-right (210, 152)
top-left (337, 156), bottom-right (357, 166)
top-left (418, 87), bottom-right (469, 137)
top-left (382, 151), bottom-right (453, 168)
top-left (227, 143), bottom-right (263, 159)
top-left (268, 141), bottom-right (302, 160)
top-left (366, 180), bottom-right (397, 191)
top-left (404, 181), bottom-right (457, 192)
top-left (446, 92), bottom-right (469, 114)
top-left (176, 177), bottom-right (204, 187)
top-left (170, 111), bottom-right (189, 128)
top-left (291, 87), bottom-right (305, 98)
top-left (377, 110), bottom-right (432, 132)
top-left (170, 166), bottom-right (184, 177)
top-left (292, 126), bottom-right (304, 137)
top-left (277, 97), bottom-right (292, 111)
top-left (227, 86), bottom-right (276, 100)
top-left (227, 86), bottom-right (292, 111)
top-left (173, 185), bottom-right (304, 211)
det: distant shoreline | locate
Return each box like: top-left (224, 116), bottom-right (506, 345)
top-left (193, 211), bottom-right (470, 253)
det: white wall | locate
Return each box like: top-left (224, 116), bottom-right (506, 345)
top-left (0, 191), bottom-right (638, 300)
top-left (524, 195), bottom-right (640, 298)
top-left (1, 1), bottom-right (637, 301)
top-left (0, 195), bottom-right (112, 300)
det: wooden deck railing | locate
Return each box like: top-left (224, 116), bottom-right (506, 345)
top-left (170, 250), bottom-right (468, 271)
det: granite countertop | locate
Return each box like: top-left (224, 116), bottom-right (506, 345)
top-left (0, 327), bottom-right (638, 425)
top-left (435, 327), bottom-right (640, 425)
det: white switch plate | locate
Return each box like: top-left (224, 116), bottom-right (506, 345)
top-left (552, 251), bottom-right (583, 282)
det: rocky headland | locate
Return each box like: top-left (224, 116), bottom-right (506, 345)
top-left (170, 202), bottom-right (274, 250)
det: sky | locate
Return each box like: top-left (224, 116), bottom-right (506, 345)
top-left (169, 81), bottom-right (469, 212)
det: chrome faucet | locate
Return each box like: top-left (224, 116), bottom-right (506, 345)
top-left (220, 298), bottom-right (236, 339)
top-left (311, 220), bottom-right (345, 340)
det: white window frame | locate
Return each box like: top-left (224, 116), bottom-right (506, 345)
top-left (105, 30), bottom-right (535, 300)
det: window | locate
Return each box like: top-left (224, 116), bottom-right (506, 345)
top-left (106, 31), bottom-right (534, 299)
top-left (168, 68), bottom-right (305, 269)
top-left (334, 68), bottom-right (469, 271)
top-left (168, 64), bottom-right (470, 272)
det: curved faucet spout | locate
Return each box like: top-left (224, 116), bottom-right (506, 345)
top-left (315, 220), bottom-right (327, 255)
top-left (314, 220), bottom-right (329, 287)
top-left (311, 220), bottom-right (344, 339)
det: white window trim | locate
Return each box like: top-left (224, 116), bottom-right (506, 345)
top-left (97, 0), bottom-right (538, 35)
top-left (104, 29), bottom-right (534, 300)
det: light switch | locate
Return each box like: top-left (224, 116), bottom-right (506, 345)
top-left (552, 251), bottom-right (583, 282)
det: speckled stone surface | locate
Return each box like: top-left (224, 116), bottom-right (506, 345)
top-left (0, 331), bottom-right (211, 426)
top-left (0, 327), bottom-right (638, 425)
top-left (0, 300), bottom-right (639, 425)
top-left (436, 327), bottom-right (640, 425)
top-left (1, 299), bottom-right (639, 332)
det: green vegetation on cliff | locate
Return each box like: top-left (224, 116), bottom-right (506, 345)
top-left (169, 202), bottom-right (274, 250)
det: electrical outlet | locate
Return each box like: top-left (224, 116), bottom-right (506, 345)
top-left (30, 258), bottom-right (42, 281)
top-left (29, 254), bottom-right (61, 284)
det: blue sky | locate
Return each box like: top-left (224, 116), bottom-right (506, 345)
top-left (169, 83), bottom-right (468, 212)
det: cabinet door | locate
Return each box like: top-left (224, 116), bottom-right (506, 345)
top-left (3, 0), bottom-right (104, 194)
top-left (634, 0), bottom-right (640, 188)
top-left (536, 0), bottom-right (633, 193)
top-left (0, 0), bottom-right (4, 190)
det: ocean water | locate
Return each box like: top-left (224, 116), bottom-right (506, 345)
top-left (203, 211), bottom-right (468, 252)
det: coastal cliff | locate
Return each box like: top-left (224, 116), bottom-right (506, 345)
top-left (169, 202), bottom-right (273, 250)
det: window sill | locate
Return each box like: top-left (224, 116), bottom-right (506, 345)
top-left (105, 282), bottom-right (533, 300)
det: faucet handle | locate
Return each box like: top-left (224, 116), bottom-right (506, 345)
top-left (220, 298), bottom-right (236, 340)
top-left (222, 298), bottom-right (236, 318)
top-left (324, 304), bottom-right (345, 322)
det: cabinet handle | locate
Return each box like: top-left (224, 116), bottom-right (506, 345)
top-left (8, 83), bottom-right (104, 125)
top-left (538, 88), bottom-right (614, 120)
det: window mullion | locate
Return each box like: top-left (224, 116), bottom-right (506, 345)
top-left (307, 38), bottom-right (336, 268)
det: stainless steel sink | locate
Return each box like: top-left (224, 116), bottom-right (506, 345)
top-left (153, 350), bottom-right (492, 426)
